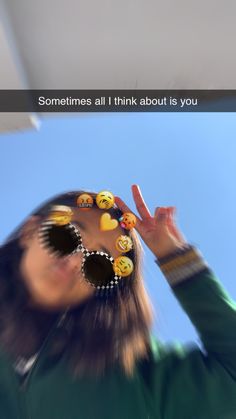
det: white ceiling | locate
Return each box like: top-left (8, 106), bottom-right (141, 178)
top-left (1, 0), bottom-right (236, 132)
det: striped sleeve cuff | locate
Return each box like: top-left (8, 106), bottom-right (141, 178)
top-left (155, 244), bottom-right (209, 287)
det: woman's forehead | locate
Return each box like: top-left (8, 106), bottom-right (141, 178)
top-left (71, 207), bottom-right (124, 235)
top-left (70, 207), bottom-right (125, 256)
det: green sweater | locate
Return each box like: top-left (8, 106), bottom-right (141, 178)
top-left (0, 246), bottom-right (236, 419)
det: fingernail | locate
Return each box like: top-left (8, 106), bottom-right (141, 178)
top-left (167, 208), bottom-right (172, 221)
top-left (171, 207), bottom-right (176, 216)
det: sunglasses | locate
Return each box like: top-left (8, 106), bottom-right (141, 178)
top-left (38, 220), bottom-right (122, 291)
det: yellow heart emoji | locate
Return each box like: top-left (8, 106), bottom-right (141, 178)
top-left (100, 213), bottom-right (119, 231)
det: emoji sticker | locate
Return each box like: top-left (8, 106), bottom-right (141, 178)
top-left (48, 205), bottom-right (73, 225)
top-left (113, 256), bottom-right (134, 277)
top-left (96, 191), bottom-right (115, 209)
top-left (77, 193), bottom-right (93, 211)
top-left (119, 213), bottom-right (136, 230)
top-left (100, 213), bottom-right (119, 231)
top-left (115, 235), bottom-right (133, 253)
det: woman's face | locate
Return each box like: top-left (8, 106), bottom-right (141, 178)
top-left (20, 208), bottom-right (124, 311)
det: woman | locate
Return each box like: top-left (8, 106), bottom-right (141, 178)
top-left (0, 184), bottom-right (235, 419)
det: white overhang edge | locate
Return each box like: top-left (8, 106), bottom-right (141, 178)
top-left (0, 0), bottom-right (39, 134)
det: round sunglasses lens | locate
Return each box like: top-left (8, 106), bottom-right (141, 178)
top-left (41, 223), bottom-right (80, 256)
top-left (83, 254), bottom-right (114, 287)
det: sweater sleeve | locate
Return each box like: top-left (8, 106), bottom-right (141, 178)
top-left (157, 244), bottom-right (236, 379)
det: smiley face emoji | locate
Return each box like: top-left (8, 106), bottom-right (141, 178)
top-left (115, 235), bottom-right (133, 253)
top-left (113, 256), bottom-right (134, 277)
top-left (96, 191), bottom-right (115, 209)
top-left (77, 193), bottom-right (93, 211)
top-left (119, 213), bottom-right (136, 230)
top-left (48, 205), bottom-right (73, 225)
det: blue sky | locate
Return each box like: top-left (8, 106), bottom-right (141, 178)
top-left (1, 113), bottom-right (236, 349)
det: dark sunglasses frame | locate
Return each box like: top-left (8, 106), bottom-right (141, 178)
top-left (38, 220), bottom-right (122, 290)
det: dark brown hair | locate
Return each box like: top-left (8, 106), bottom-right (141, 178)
top-left (0, 191), bottom-right (155, 379)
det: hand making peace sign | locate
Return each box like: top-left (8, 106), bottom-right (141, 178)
top-left (115, 185), bottom-right (187, 259)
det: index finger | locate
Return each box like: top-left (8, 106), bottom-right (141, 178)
top-left (132, 185), bottom-right (152, 220)
top-left (114, 196), bottom-right (142, 225)
top-left (115, 196), bottom-right (138, 218)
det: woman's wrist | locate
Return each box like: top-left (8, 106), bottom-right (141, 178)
top-left (154, 241), bottom-right (187, 260)
top-left (155, 244), bottom-right (209, 287)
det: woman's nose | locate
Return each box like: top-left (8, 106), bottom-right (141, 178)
top-left (56, 251), bottom-right (83, 272)
top-left (80, 237), bottom-right (94, 251)
top-left (67, 251), bottom-right (83, 264)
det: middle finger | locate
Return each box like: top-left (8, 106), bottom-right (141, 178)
top-left (132, 185), bottom-right (152, 220)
